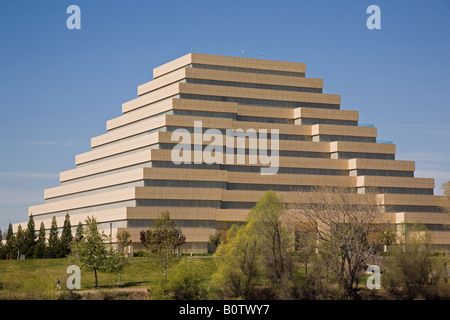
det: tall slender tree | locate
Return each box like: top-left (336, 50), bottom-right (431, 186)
top-left (0, 228), bottom-right (4, 259)
top-left (34, 222), bottom-right (47, 258)
top-left (15, 225), bottom-right (26, 260)
top-left (75, 221), bottom-right (84, 243)
top-left (5, 223), bottom-right (14, 259)
top-left (24, 215), bottom-right (37, 258)
top-left (60, 213), bottom-right (73, 257)
top-left (48, 216), bottom-right (61, 258)
top-left (248, 191), bottom-right (294, 298)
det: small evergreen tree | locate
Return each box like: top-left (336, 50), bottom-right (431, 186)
top-left (75, 221), bottom-right (84, 243)
top-left (0, 228), bottom-right (5, 259)
top-left (48, 216), bottom-right (61, 258)
top-left (15, 225), bottom-right (26, 260)
top-left (6, 223), bottom-right (15, 259)
top-left (60, 213), bottom-right (73, 257)
top-left (34, 222), bottom-right (47, 258)
top-left (24, 215), bottom-right (37, 258)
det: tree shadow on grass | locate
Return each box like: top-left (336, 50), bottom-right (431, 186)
top-left (93, 281), bottom-right (147, 289)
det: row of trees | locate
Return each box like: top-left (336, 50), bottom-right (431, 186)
top-left (209, 187), bottom-right (450, 300)
top-left (0, 214), bottom-right (80, 259)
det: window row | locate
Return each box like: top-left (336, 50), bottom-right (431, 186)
top-left (358, 187), bottom-right (434, 195)
top-left (385, 205), bottom-right (443, 213)
top-left (157, 144), bottom-right (330, 159)
top-left (332, 152), bottom-right (395, 160)
top-left (189, 63), bottom-right (306, 78)
top-left (314, 135), bottom-right (376, 143)
top-left (151, 161), bottom-right (347, 175)
top-left (165, 126), bottom-right (312, 141)
top-left (128, 219), bottom-right (217, 228)
top-left (186, 78), bottom-right (322, 93)
top-left (296, 118), bottom-right (358, 126)
top-left (179, 94), bottom-right (340, 110)
top-left (349, 169), bottom-right (414, 177)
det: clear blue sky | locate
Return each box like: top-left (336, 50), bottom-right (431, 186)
top-left (0, 0), bottom-right (449, 231)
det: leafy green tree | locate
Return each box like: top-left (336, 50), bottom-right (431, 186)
top-left (211, 222), bottom-right (261, 299)
top-left (34, 222), bottom-right (47, 258)
top-left (166, 258), bottom-right (208, 300)
top-left (71, 216), bottom-right (110, 289)
top-left (377, 227), bottom-right (397, 254)
top-left (209, 232), bottom-right (224, 253)
top-left (140, 211), bottom-right (186, 278)
top-left (295, 229), bottom-right (316, 275)
top-left (60, 213), bottom-right (73, 257)
top-left (248, 190), bottom-right (295, 298)
top-left (106, 247), bottom-right (130, 286)
top-left (24, 215), bottom-right (37, 258)
top-left (116, 230), bottom-right (132, 254)
top-left (48, 216), bottom-right (60, 258)
top-left (384, 223), bottom-right (436, 298)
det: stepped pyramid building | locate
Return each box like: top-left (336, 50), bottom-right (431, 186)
top-left (15, 53), bottom-right (449, 253)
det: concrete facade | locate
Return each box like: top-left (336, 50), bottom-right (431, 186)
top-left (13, 53), bottom-right (450, 253)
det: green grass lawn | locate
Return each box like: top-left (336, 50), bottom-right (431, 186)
top-left (0, 256), bottom-right (216, 299)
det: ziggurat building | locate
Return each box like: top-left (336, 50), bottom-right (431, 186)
top-left (15, 53), bottom-right (450, 253)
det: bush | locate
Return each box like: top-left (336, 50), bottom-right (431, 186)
top-left (150, 258), bottom-right (208, 300)
top-left (133, 251), bottom-right (146, 257)
top-left (166, 258), bottom-right (207, 300)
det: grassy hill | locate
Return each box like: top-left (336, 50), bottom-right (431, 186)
top-left (0, 255), bottom-right (216, 300)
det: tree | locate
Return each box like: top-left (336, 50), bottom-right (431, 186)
top-left (211, 222), bottom-right (261, 299)
top-left (75, 221), bottom-right (84, 243)
top-left (383, 223), bottom-right (435, 298)
top-left (5, 223), bottom-right (14, 259)
top-left (34, 222), bottom-right (47, 258)
top-left (209, 232), bottom-right (222, 251)
top-left (48, 216), bottom-right (61, 258)
top-left (106, 246), bottom-right (130, 286)
top-left (15, 225), bottom-right (26, 260)
top-left (0, 228), bottom-right (4, 259)
top-left (140, 211), bottom-right (186, 278)
top-left (116, 230), bottom-right (132, 254)
top-left (60, 213), bottom-right (73, 257)
top-left (289, 185), bottom-right (385, 298)
top-left (24, 215), bottom-right (37, 258)
top-left (70, 216), bottom-right (110, 289)
top-left (247, 190), bottom-right (295, 298)
top-left (166, 258), bottom-right (208, 300)
top-left (377, 227), bottom-right (397, 254)
top-left (110, 230), bottom-right (132, 285)
top-left (295, 229), bottom-right (316, 275)
top-left (441, 181), bottom-right (450, 213)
